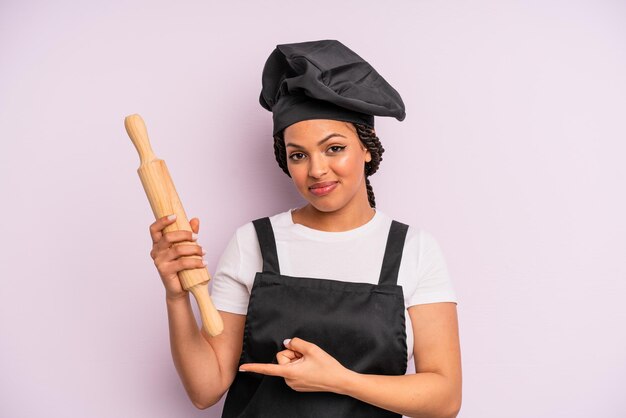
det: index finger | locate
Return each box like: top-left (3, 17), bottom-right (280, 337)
top-left (239, 363), bottom-right (287, 377)
top-left (149, 214), bottom-right (177, 243)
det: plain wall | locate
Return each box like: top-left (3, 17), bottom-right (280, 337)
top-left (1, 0), bottom-right (625, 416)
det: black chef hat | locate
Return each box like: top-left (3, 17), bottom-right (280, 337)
top-left (259, 39), bottom-right (406, 136)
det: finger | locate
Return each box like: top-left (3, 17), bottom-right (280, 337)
top-left (155, 229), bottom-right (198, 252)
top-left (171, 255), bottom-right (207, 272)
top-left (285, 337), bottom-right (316, 354)
top-left (239, 363), bottom-right (287, 377)
top-left (149, 214), bottom-right (177, 243)
top-left (276, 349), bottom-right (302, 365)
top-left (190, 218), bottom-right (199, 234)
top-left (166, 244), bottom-right (205, 261)
top-left (155, 253), bottom-right (205, 278)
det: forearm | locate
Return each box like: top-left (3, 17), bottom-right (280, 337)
top-left (166, 294), bottom-right (224, 408)
top-left (337, 371), bottom-right (461, 418)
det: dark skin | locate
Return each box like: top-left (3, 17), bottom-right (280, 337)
top-left (149, 119), bottom-right (461, 417)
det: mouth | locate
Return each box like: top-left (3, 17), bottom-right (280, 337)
top-left (308, 181), bottom-right (339, 197)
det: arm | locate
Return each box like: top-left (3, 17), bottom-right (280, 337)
top-left (166, 296), bottom-right (245, 409)
top-left (152, 215), bottom-right (248, 409)
top-left (340, 302), bottom-right (462, 418)
top-left (240, 302), bottom-right (461, 418)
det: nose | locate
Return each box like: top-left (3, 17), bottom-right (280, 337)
top-left (308, 153), bottom-right (328, 179)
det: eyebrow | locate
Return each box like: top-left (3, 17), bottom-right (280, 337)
top-left (285, 133), bottom-right (347, 149)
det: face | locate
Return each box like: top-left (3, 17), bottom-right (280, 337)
top-left (283, 119), bottom-right (372, 213)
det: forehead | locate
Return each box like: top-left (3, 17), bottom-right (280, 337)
top-left (284, 119), bottom-right (357, 141)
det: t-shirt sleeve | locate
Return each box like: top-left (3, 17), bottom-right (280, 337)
top-left (408, 230), bottom-right (458, 306)
top-left (209, 229), bottom-right (250, 315)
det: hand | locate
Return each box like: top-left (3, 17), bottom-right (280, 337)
top-left (239, 337), bottom-right (352, 394)
top-left (148, 214), bottom-right (206, 300)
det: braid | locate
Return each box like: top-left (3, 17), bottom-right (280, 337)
top-left (354, 123), bottom-right (384, 208)
top-left (273, 122), bottom-right (385, 208)
top-left (273, 131), bottom-right (291, 177)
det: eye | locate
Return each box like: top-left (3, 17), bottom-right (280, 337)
top-left (288, 152), bottom-right (306, 161)
top-left (328, 145), bottom-right (346, 153)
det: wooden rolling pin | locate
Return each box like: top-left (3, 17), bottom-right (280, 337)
top-left (124, 113), bottom-right (224, 336)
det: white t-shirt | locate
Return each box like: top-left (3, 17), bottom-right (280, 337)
top-left (210, 208), bottom-right (458, 364)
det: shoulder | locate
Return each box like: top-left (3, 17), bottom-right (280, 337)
top-left (386, 216), bottom-right (457, 304)
top-left (378, 212), bottom-right (445, 263)
top-left (230, 208), bottom-right (294, 244)
top-left (378, 211), bottom-right (426, 247)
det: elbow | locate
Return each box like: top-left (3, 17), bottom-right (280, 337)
top-left (190, 388), bottom-right (227, 410)
top-left (190, 393), bottom-right (211, 410)
top-left (189, 370), bottom-right (235, 409)
top-left (427, 404), bottom-right (460, 418)
top-left (443, 394), bottom-right (462, 418)
top-left (442, 372), bottom-right (462, 418)
top-left (191, 395), bottom-right (218, 410)
top-left (407, 394), bottom-right (462, 418)
top-left (192, 399), bottom-right (209, 410)
top-left (426, 384), bottom-right (461, 418)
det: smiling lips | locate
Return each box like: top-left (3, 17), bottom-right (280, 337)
top-left (309, 181), bottom-right (339, 196)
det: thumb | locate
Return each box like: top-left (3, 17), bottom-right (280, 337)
top-left (284, 337), bottom-right (314, 354)
top-left (190, 217), bottom-right (200, 234)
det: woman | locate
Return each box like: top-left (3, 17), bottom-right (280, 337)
top-left (149, 40), bottom-right (462, 417)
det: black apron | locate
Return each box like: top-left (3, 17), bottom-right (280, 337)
top-left (221, 216), bottom-right (409, 418)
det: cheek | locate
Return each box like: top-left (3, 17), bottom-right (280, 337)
top-left (333, 154), bottom-right (364, 178)
top-left (287, 164), bottom-right (307, 186)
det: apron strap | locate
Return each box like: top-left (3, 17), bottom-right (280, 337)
top-left (378, 220), bottom-right (409, 286)
top-left (252, 217), bottom-right (281, 275)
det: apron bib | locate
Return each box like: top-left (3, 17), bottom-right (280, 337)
top-left (221, 216), bottom-right (409, 418)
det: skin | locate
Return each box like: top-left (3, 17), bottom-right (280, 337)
top-left (149, 118), bottom-right (462, 417)
top-left (282, 119), bottom-right (375, 232)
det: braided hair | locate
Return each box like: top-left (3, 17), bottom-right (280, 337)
top-left (272, 122), bottom-right (385, 208)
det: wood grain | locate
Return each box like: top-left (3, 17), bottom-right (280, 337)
top-left (125, 113), bottom-right (224, 336)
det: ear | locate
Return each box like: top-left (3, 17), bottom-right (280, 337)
top-left (365, 148), bottom-right (372, 163)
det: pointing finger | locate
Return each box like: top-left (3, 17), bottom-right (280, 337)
top-left (239, 363), bottom-right (287, 377)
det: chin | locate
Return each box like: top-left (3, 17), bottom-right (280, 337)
top-left (310, 204), bottom-right (337, 213)
top-left (306, 197), bottom-right (348, 213)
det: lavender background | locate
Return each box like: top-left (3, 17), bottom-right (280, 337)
top-left (1, 1), bottom-right (625, 417)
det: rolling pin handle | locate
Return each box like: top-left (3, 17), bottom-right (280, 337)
top-left (124, 114), bottom-right (158, 165)
top-left (189, 282), bottom-right (225, 336)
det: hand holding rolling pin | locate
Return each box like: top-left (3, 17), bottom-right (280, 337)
top-left (125, 114), bottom-right (224, 336)
top-left (149, 214), bottom-right (205, 301)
